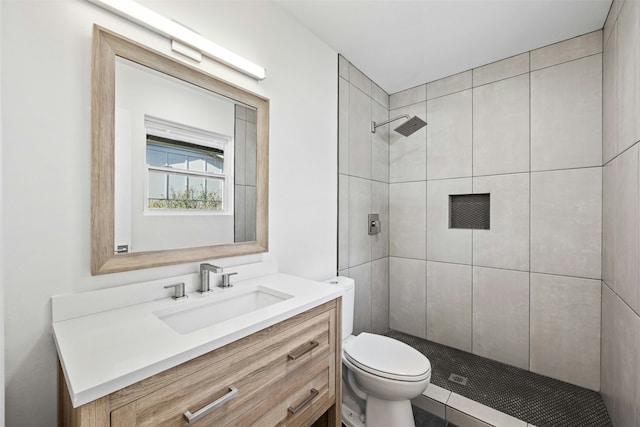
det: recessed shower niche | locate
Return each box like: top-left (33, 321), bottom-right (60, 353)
top-left (449, 193), bottom-right (490, 230)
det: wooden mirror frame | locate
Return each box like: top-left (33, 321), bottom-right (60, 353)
top-left (91, 25), bottom-right (269, 275)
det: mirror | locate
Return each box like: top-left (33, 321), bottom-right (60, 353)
top-left (92, 25), bottom-right (269, 275)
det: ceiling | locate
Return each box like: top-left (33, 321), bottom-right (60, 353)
top-left (275, 0), bottom-right (613, 94)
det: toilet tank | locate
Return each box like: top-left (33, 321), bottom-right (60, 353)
top-left (323, 276), bottom-right (354, 339)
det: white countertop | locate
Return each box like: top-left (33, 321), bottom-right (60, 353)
top-left (53, 272), bottom-right (343, 407)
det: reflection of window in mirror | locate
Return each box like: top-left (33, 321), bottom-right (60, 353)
top-left (144, 116), bottom-right (233, 214)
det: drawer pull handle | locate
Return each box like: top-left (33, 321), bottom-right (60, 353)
top-left (183, 386), bottom-right (238, 424)
top-left (288, 340), bottom-right (319, 360)
top-left (288, 388), bottom-right (319, 415)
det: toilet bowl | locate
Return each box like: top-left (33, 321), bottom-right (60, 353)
top-left (324, 277), bottom-right (431, 427)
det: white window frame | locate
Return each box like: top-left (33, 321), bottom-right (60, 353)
top-left (143, 115), bottom-right (234, 216)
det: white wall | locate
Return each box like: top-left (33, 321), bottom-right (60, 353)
top-left (600, 2), bottom-right (640, 426)
top-left (1, 1), bottom-right (337, 425)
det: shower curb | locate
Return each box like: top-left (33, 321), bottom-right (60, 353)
top-left (413, 384), bottom-right (535, 427)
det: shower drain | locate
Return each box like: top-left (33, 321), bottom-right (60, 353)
top-left (448, 373), bottom-right (468, 386)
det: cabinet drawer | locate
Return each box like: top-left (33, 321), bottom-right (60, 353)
top-left (111, 308), bottom-right (335, 426)
top-left (230, 355), bottom-right (335, 427)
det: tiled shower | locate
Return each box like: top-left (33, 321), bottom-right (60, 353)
top-left (337, 12), bottom-right (640, 422)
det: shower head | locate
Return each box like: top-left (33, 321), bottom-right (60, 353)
top-left (371, 114), bottom-right (427, 136)
top-left (394, 116), bottom-right (427, 137)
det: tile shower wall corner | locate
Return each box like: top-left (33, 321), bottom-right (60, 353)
top-left (615, 0), bottom-right (639, 155)
top-left (601, 2), bottom-right (640, 424)
top-left (338, 55), bottom-right (390, 335)
top-left (371, 257), bottom-right (390, 334)
top-left (349, 262), bottom-right (372, 334)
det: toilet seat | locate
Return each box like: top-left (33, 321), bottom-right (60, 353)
top-left (343, 333), bottom-right (431, 382)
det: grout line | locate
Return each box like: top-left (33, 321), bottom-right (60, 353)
top-left (470, 83), bottom-right (474, 354)
top-left (528, 52), bottom-right (532, 371)
top-left (384, 163), bottom-right (604, 184)
top-left (603, 139), bottom-right (640, 167)
top-left (603, 278), bottom-right (640, 318)
top-left (391, 49), bottom-right (601, 110)
top-left (529, 51), bottom-right (603, 74)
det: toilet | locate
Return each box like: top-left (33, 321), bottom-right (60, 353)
top-left (325, 277), bottom-right (431, 427)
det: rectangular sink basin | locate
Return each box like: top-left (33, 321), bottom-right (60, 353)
top-left (155, 286), bottom-right (293, 334)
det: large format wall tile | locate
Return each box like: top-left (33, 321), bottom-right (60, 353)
top-left (473, 74), bottom-right (530, 176)
top-left (426, 178), bottom-right (472, 265)
top-left (427, 71), bottom-right (472, 100)
top-left (472, 52), bottom-right (529, 87)
top-left (600, 283), bottom-right (616, 413)
top-left (531, 54), bottom-right (602, 171)
top-left (530, 168), bottom-right (602, 279)
top-left (530, 30), bottom-right (602, 70)
top-left (614, 145), bottom-right (639, 312)
top-left (372, 101), bottom-right (390, 183)
top-left (372, 82), bottom-right (389, 109)
top-left (349, 176), bottom-right (372, 266)
top-left (530, 273), bottom-right (601, 390)
top-left (390, 257), bottom-right (426, 338)
top-left (427, 90), bottom-right (472, 179)
top-left (472, 267), bottom-right (529, 369)
top-left (349, 63), bottom-right (371, 96)
top-left (603, 24), bottom-right (617, 164)
top-left (472, 173), bottom-right (529, 271)
top-left (371, 181), bottom-right (389, 260)
top-left (612, 295), bottom-right (639, 427)
top-left (349, 262), bottom-right (372, 334)
top-left (389, 102), bottom-right (427, 182)
top-left (338, 77), bottom-right (350, 174)
top-left (338, 55), bottom-right (349, 80)
top-left (390, 84), bottom-right (426, 110)
top-left (602, 159), bottom-right (616, 289)
top-left (604, 0), bottom-right (619, 46)
top-left (427, 261), bottom-right (472, 351)
top-left (389, 181), bottom-right (426, 259)
top-left (372, 258), bottom-right (390, 334)
top-left (616, 0), bottom-right (638, 154)
top-left (349, 84), bottom-right (372, 179)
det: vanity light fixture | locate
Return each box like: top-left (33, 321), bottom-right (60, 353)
top-left (87, 0), bottom-right (267, 80)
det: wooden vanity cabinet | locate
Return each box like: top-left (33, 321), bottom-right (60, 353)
top-left (59, 299), bottom-right (342, 427)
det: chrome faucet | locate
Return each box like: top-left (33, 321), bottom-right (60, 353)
top-left (199, 263), bottom-right (223, 293)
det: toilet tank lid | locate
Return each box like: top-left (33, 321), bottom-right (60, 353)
top-left (322, 276), bottom-right (354, 291)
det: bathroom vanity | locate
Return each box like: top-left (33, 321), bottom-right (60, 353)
top-left (54, 270), bottom-right (343, 426)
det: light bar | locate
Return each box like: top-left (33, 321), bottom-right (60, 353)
top-left (88, 0), bottom-right (266, 80)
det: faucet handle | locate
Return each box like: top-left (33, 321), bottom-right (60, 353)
top-left (164, 282), bottom-right (188, 300)
top-left (221, 272), bottom-right (238, 288)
